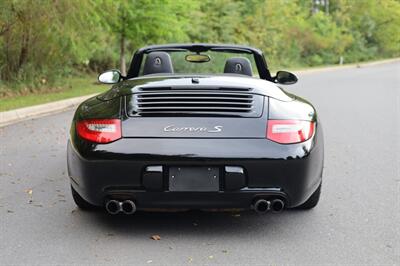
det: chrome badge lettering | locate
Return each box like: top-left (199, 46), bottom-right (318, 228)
top-left (164, 125), bottom-right (223, 133)
top-left (208, 125), bottom-right (223, 133)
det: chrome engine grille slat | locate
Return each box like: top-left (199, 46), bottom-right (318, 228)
top-left (138, 97), bottom-right (253, 102)
top-left (127, 89), bottom-right (263, 117)
top-left (138, 92), bottom-right (253, 98)
top-left (139, 87), bottom-right (252, 92)
top-left (137, 101), bottom-right (253, 106)
top-left (138, 106), bottom-right (253, 111)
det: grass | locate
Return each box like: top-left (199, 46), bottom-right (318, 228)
top-left (0, 76), bottom-right (109, 112)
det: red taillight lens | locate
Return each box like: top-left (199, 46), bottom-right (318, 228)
top-left (76, 119), bottom-right (121, 144)
top-left (267, 120), bottom-right (315, 144)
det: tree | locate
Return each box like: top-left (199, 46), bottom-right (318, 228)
top-left (100, 0), bottom-right (193, 75)
top-left (0, 0), bottom-right (103, 83)
top-left (1, 0), bottom-right (399, 96)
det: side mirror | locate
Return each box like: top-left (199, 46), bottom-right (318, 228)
top-left (98, 70), bottom-right (122, 84)
top-left (274, 71), bottom-right (298, 85)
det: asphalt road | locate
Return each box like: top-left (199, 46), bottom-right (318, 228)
top-left (1, 62), bottom-right (399, 265)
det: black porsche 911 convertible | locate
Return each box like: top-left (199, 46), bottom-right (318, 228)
top-left (67, 44), bottom-right (324, 215)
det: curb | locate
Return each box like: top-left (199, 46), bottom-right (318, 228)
top-left (0, 94), bottom-right (98, 127)
top-left (1, 57), bottom-right (399, 128)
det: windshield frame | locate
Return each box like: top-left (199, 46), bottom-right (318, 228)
top-left (126, 44), bottom-right (273, 81)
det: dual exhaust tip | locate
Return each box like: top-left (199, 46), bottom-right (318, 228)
top-left (253, 198), bottom-right (285, 214)
top-left (105, 199), bottom-right (136, 215)
top-left (106, 198), bottom-right (284, 215)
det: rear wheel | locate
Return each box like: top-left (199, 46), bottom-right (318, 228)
top-left (71, 186), bottom-right (97, 210)
top-left (296, 183), bottom-right (321, 209)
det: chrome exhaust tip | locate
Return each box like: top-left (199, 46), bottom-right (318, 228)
top-left (271, 199), bottom-right (285, 213)
top-left (121, 200), bottom-right (136, 215)
top-left (105, 200), bottom-right (122, 215)
top-left (253, 199), bottom-right (271, 214)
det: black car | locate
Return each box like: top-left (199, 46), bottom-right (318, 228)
top-left (67, 44), bottom-right (324, 215)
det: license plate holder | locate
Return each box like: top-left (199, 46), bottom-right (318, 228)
top-left (169, 167), bottom-right (219, 192)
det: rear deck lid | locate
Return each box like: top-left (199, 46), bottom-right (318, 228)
top-left (113, 75), bottom-right (294, 138)
top-left (122, 88), bottom-right (268, 138)
top-left (122, 116), bottom-right (267, 138)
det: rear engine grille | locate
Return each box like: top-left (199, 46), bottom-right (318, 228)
top-left (139, 86), bottom-right (252, 92)
top-left (127, 90), bottom-right (263, 117)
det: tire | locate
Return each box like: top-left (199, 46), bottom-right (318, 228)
top-left (296, 183), bottom-right (321, 209)
top-left (71, 186), bottom-right (98, 210)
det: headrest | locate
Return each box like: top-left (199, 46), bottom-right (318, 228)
top-left (142, 52), bottom-right (174, 75)
top-left (223, 57), bottom-right (253, 76)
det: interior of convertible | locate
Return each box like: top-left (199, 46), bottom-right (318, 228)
top-left (139, 50), bottom-right (260, 78)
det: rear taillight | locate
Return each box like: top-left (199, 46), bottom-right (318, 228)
top-left (267, 120), bottom-right (315, 144)
top-left (76, 119), bottom-right (121, 143)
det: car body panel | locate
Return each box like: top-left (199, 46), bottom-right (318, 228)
top-left (68, 124), bottom-right (323, 208)
top-left (67, 43), bottom-right (324, 212)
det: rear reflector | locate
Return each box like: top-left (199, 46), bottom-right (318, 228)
top-left (267, 120), bottom-right (315, 144)
top-left (76, 119), bottom-right (121, 143)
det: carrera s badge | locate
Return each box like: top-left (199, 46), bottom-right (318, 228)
top-left (163, 125), bottom-right (223, 133)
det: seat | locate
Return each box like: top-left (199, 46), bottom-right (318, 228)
top-left (142, 52), bottom-right (174, 75)
top-left (223, 57), bottom-right (253, 76)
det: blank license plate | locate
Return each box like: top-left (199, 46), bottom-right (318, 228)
top-left (169, 167), bottom-right (219, 192)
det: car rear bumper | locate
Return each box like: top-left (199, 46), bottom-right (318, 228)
top-left (67, 128), bottom-right (323, 209)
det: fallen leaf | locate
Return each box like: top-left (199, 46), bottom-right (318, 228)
top-left (25, 189), bottom-right (33, 195)
top-left (151, 235), bottom-right (161, 240)
top-left (208, 255), bottom-right (214, 259)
